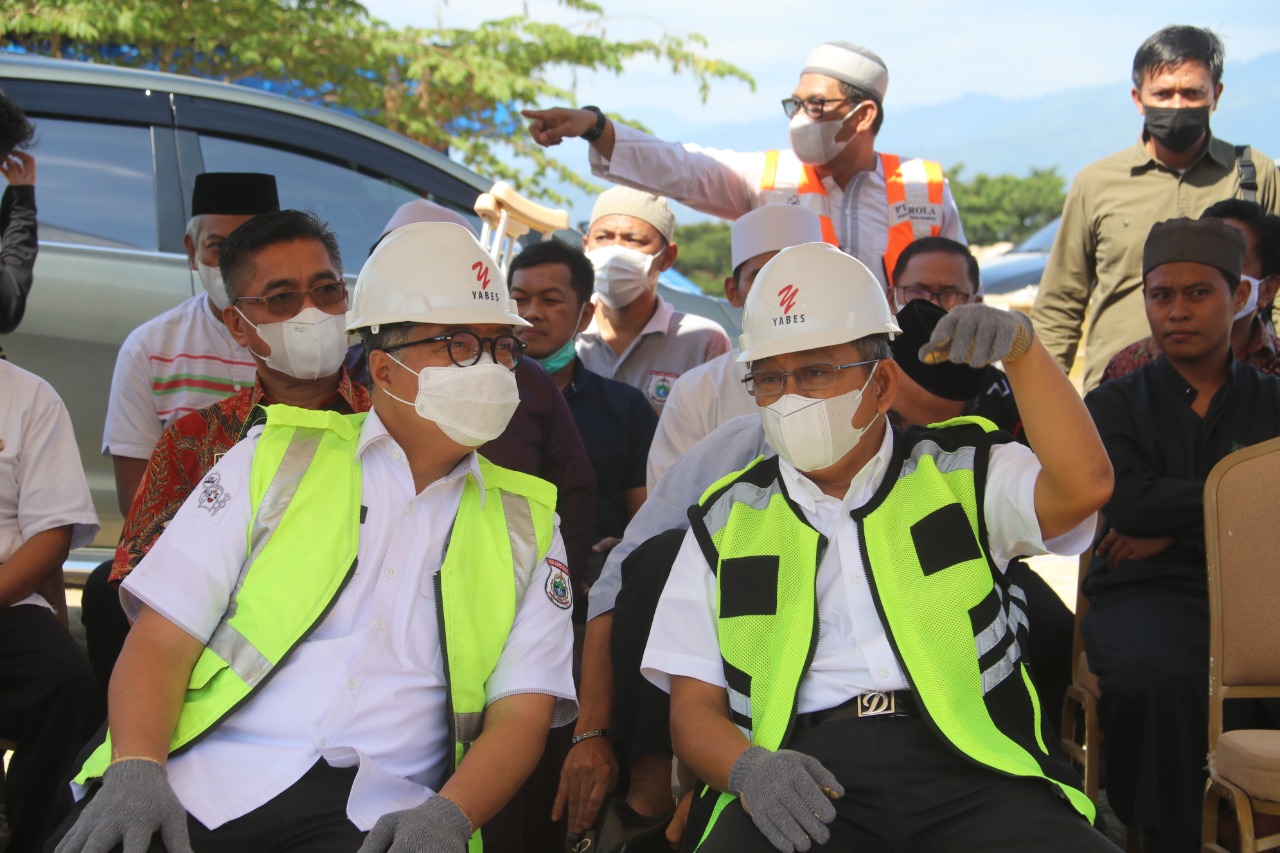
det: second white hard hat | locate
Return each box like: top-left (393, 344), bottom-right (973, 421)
top-left (347, 222), bottom-right (529, 332)
top-left (737, 242), bottom-right (899, 363)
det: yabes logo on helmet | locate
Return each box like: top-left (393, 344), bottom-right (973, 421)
top-left (471, 260), bottom-right (500, 302)
top-left (774, 284), bottom-right (805, 326)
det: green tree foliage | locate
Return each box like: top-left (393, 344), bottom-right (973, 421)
top-left (0, 0), bottom-right (752, 201)
top-left (947, 165), bottom-right (1066, 246)
top-left (673, 220), bottom-right (732, 295)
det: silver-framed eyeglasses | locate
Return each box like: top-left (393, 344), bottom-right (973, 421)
top-left (742, 358), bottom-right (880, 398)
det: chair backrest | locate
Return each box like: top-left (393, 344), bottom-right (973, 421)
top-left (1204, 435), bottom-right (1280, 747)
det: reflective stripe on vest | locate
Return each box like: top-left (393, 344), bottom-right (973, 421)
top-left (75, 404), bottom-right (558, 848)
top-left (759, 150), bottom-right (945, 283)
top-left (881, 152), bottom-right (945, 284)
top-left (759, 150), bottom-right (839, 246)
top-left (688, 419), bottom-right (1093, 849)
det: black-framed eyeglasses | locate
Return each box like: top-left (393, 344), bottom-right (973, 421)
top-left (742, 358), bottom-right (879, 398)
top-left (781, 96), bottom-right (853, 120)
top-left (382, 331), bottom-right (526, 370)
top-left (895, 286), bottom-right (973, 311)
top-left (233, 280), bottom-right (348, 317)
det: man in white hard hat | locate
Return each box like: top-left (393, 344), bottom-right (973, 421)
top-left (646, 204), bottom-right (824, 488)
top-left (578, 186), bottom-right (731, 409)
top-left (524, 42), bottom-right (965, 289)
top-left (641, 242), bottom-right (1118, 851)
top-left (53, 222), bottom-right (577, 853)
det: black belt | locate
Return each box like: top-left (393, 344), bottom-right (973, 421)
top-left (795, 690), bottom-right (918, 729)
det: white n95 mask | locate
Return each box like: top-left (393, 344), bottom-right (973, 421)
top-left (587, 245), bottom-right (661, 309)
top-left (760, 362), bottom-right (880, 472)
top-left (236, 306), bottom-right (349, 381)
top-left (788, 104), bottom-right (863, 167)
top-left (1234, 275), bottom-right (1261, 322)
top-left (198, 261), bottom-right (230, 311)
top-left (385, 354), bottom-right (521, 447)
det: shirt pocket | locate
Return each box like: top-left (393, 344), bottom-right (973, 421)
top-left (408, 569), bottom-right (444, 676)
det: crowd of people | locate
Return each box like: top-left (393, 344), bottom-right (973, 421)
top-left (1, 21), bottom-right (1278, 853)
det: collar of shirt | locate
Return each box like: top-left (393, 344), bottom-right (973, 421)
top-left (585, 293), bottom-right (675, 339)
top-left (247, 368), bottom-right (367, 414)
top-left (776, 420), bottom-right (894, 516)
top-left (1127, 132), bottom-right (1234, 174)
top-left (1153, 351), bottom-right (1240, 412)
top-left (354, 408), bottom-right (485, 504)
top-left (1243, 316), bottom-right (1279, 360)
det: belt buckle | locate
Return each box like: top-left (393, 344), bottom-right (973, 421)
top-left (856, 691), bottom-right (895, 717)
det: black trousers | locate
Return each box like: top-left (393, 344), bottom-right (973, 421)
top-left (78, 560), bottom-right (130, 700)
top-left (1082, 586), bottom-right (1212, 853)
top-left (48, 760), bottom-right (365, 852)
top-left (611, 529), bottom-right (686, 773)
top-left (687, 714), bottom-right (1120, 853)
top-left (0, 604), bottom-right (104, 853)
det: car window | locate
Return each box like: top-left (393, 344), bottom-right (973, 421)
top-left (1014, 218), bottom-right (1060, 253)
top-left (32, 117), bottom-right (158, 250)
top-left (199, 134), bottom-right (460, 269)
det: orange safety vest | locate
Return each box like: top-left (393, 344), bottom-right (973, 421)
top-left (758, 151), bottom-right (946, 283)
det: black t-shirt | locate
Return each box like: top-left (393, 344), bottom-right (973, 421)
top-left (563, 358), bottom-right (658, 542)
top-left (973, 366), bottom-right (1025, 445)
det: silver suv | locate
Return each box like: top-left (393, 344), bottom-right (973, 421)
top-left (0, 55), bottom-right (489, 551)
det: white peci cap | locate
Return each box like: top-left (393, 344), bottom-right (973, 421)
top-left (731, 204), bottom-right (826, 271)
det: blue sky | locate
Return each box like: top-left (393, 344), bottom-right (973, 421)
top-left (363, 1), bottom-right (1280, 122)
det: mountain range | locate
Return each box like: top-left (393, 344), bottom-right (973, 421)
top-left (556, 50), bottom-right (1280, 226)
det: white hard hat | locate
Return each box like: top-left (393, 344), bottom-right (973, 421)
top-left (346, 221), bottom-right (529, 332)
top-left (737, 242), bottom-right (900, 363)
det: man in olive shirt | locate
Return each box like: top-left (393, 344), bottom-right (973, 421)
top-left (1032, 25), bottom-right (1280, 391)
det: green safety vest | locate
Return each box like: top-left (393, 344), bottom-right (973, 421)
top-left (686, 418), bottom-right (1092, 846)
top-left (76, 405), bottom-right (557, 851)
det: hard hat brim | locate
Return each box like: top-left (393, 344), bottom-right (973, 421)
top-left (345, 307), bottom-right (531, 334)
top-left (738, 323), bottom-right (897, 363)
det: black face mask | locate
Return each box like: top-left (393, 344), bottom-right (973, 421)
top-left (1143, 105), bottom-right (1211, 153)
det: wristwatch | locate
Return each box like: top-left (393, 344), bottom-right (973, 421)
top-left (581, 106), bottom-right (607, 143)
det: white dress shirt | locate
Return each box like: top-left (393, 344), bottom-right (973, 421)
top-left (645, 348), bottom-right (757, 489)
top-left (0, 360), bottom-right (99, 610)
top-left (641, 424), bottom-right (1094, 713)
top-left (120, 409), bottom-right (577, 830)
top-left (590, 122), bottom-right (967, 287)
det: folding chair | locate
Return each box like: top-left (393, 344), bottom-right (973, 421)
top-left (1201, 435), bottom-right (1280, 853)
top-left (474, 180), bottom-right (570, 273)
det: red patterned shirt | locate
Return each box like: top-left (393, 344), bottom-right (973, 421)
top-left (1100, 317), bottom-right (1280, 384)
top-left (111, 371), bottom-right (370, 585)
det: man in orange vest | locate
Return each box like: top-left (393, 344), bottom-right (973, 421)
top-left (524, 41), bottom-right (966, 288)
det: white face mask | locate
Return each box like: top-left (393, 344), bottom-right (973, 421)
top-left (1234, 274), bottom-right (1261, 322)
top-left (384, 353), bottom-right (521, 447)
top-left (198, 261), bottom-right (229, 311)
top-left (760, 362), bottom-right (879, 472)
top-left (587, 245), bottom-right (661, 309)
top-left (788, 103), bottom-right (864, 167)
top-left (235, 306), bottom-right (349, 381)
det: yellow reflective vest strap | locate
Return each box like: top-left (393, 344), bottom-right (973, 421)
top-left (75, 404), bottom-right (558, 846)
top-left (75, 405), bottom-right (365, 785)
top-left (687, 421), bottom-right (1093, 851)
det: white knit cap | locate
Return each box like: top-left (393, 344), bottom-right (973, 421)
top-left (589, 186), bottom-right (677, 243)
top-left (802, 42), bottom-right (889, 102)
top-left (731, 205), bottom-right (825, 271)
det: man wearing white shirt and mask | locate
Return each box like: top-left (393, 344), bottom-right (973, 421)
top-left (525, 42), bottom-right (965, 289)
top-left (642, 242), bottom-right (1118, 852)
top-left (646, 204), bottom-right (824, 488)
top-left (54, 222), bottom-right (577, 853)
top-left (577, 186), bottom-right (730, 409)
